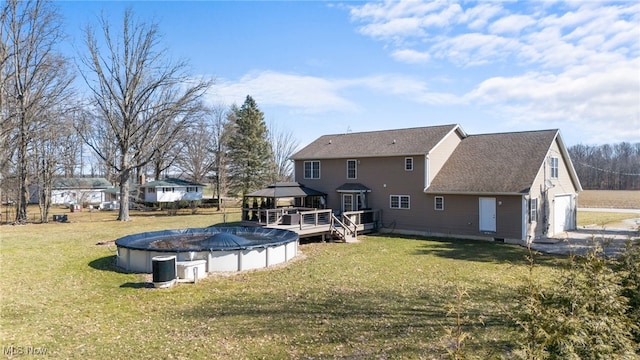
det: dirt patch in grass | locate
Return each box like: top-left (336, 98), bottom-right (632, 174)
top-left (578, 190), bottom-right (640, 209)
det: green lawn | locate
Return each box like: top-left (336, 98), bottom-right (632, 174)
top-left (1, 211), bottom-right (566, 359)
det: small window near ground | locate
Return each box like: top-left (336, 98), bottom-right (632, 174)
top-left (529, 198), bottom-right (538, 222)
top-left (434, 196), bottom-right (444, 211)
top-left (347, 159), bottom-right (357, 179)
top-left (405, 157), bottom-right (413, 171)
top-left (390, 195), bottom-right (410, 209)
top-left (550, 157), bottom-right (559, 179)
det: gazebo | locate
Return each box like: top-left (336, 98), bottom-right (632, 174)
top-left (242, 182), bottom-right (327, 222)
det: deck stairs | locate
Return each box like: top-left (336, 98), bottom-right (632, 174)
top-left (330, 213), bottom-right (358, 242)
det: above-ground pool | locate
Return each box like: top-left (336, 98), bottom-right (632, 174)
top-left (115, 227), bottom-right (299, 273)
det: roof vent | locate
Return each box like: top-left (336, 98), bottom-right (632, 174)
top-left (392, 139), bottom-right (396, 144)
top-left (329, 139), bottom-right (332, 144)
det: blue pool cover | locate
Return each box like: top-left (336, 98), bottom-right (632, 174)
top-left (115, 227), bottom-right (298, 252)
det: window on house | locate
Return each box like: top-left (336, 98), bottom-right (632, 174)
top-left (147, 188), bottom-right (155, 194)
top-left (434, 196), bottom-right (444, 211)
top-left (304, 161), bottom-right (320, 179)
top-left (347, 160), bottom-right (357, 179)
top-left (405, 157), bottom-right (413, 171)
top-left (390, 195), bottom-right (410, 209)
top-left (530, 198), bottom-right (538, 222)
top-left (550, 157), bottom-right (559, 179)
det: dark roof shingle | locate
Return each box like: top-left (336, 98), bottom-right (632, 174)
top-left (246, 182), bottom-right (326, 198)
top-left (426, 130), bottom-right (559, 194)
top-left (291, 124), bottom-right (462, 159)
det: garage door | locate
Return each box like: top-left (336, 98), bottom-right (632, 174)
top-left (554, 195), bottom-right (573, 234)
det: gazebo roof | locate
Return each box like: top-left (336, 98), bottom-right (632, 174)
top-left (246, 182), bottom-right (326, 198)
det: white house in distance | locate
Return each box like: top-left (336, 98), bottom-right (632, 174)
top-left (29, 177), bottom-right (113, 206)
top-left (139, 178), bottom-right (205, 203)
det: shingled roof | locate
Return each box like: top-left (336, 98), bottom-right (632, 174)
top-left (246, 182), bottom-right (326, 198)
top-left (291, 124), bottom-right (463, 159)
top-left (53, 178), bottom-right (112, 189)
top-left (426, 130), bottom-right (559, 194)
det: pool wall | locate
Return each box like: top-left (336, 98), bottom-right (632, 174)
top-left (115, 227), bottom-right (299, 273)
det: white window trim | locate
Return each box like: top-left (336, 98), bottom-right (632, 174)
top-left (304, 160), bottom-right (321, 179)
top-left (390, 195), bottom-right (410, 209)
top-left (346, 159), bottom-right (357, 179)
top-left (405, 157), bottom-right (414, 171)
top-left (434, 196), bottom-right (444, 211)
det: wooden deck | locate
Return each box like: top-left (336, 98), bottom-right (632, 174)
top-left (241, 208), bottom-right (380, 241)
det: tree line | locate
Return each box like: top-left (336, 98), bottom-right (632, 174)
top-left (1, 1), bottom-right (297, 223)
top-left (568, 142), bottom-right (640, 190)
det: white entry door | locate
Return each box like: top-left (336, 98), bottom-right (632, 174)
top-left (554, 195), bottom-right (573, 234)
top-left (479, 198), bottom-right (497, 232)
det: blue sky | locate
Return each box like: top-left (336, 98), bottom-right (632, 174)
top-left (57, 0), bottom-right (639, 148)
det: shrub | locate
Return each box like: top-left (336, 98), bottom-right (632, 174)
top-left (515, 241), bottom-right (638, 359)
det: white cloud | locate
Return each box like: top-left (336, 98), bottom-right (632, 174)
top-left (208, 71), bottom-right (358, 114)
top-left (431, 33), bottom-right (520, 66)
top-left (391, 48), bottom-right (431, 63)
top-left (488, 14), bottom-right (535, 34)
top-left (350, 1), bottom-right (639, 69)
top-left (350, 0), bottom-right (462, 40)
top-left (346, 0), bottom-right (640, 143)
top-left (466, 58), bottom-right (640, 143)
top-left (460, 3), bottom-right (502, 30)
top-left (206, 71), bottom-right (462, 115)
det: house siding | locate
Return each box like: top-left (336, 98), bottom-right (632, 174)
top-left (294, 156), bottom-right (426, 213)
top-left (528, 138), bottom-right (579, 239)
top-left (427, 130), bottom-right (464, 186)
top-left (389, 194), bottom-right (523, 241)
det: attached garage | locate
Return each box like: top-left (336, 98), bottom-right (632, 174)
top-left (553, 195), bottom-right (575, 235)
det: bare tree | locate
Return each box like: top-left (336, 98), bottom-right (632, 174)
top-left (269, 120), bottom-right (299, 182)
top-left (148, 116), bottom-right (189, 181)
top-left (212, 104), bottom-right (231, 211)
top-left (1, 0), bottom-right (74, 223)
top-left (177, 110), bottom-right (216, 184)
top-left (77, 9), bottom-right (211, 221)
top-left (569, 142), bottom-right (640, 190)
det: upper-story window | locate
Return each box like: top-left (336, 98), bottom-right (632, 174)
top-left (304, 160), bottom-right (321, 179)
top-left (550, 157), bottom-right (559, 179)
top-left (347, 160), bottom-right (357, 179)
top-left (434, 196), bottom-right (444, 211)
top-left (405, 157), bottom-right (414, 171)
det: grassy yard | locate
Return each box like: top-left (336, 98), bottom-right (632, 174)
top-left (578, 211), bottom-right (640, 228)
top-left (0, 211), bottom-right (569, 359)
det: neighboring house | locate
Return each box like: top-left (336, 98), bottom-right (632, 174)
top-left (29, 177), bottom-right (113, 205)
top-left (139, 178), bottom-right (205, 203)
top-left (290, 124), bottom-right (582, 244)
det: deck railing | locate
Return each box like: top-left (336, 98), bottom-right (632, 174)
top-left (242, 207), bottom-right (380, 239)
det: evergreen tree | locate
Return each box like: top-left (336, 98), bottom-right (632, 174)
top-left (227, 95), bottom-right (275, 199)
